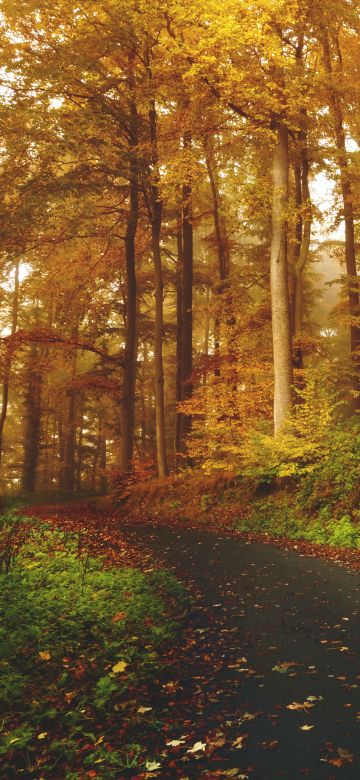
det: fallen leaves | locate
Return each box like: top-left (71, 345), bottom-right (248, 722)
top-left (187, 741), bottom-right (207, 754)
top-left (145, 759), bottom-right (162, 771)
top-left (287, 701), bottom-right (315, 712)
top-left (38, 650), bottom-right (51, 661)
top-left (272, 661), bottom-right (299, 673)
top-left (232, 734), bottom-right (247, 749)
top-left (321, 747), bottom-right (355, 767)
top-left (111, 611), bottom-right (126, 622)
top-left (287, 694), bottom-right (323, 712)
top-left (112, 660), bottom-right (128, 674)
top-left (166, 739), bottom-right (186, 747)
top-left (261, 740), bottom-right (279, 750)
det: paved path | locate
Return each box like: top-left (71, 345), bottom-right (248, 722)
top-left (122, 523), bottom-right (360, 779)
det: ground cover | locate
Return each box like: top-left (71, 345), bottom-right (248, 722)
top-left (0, 511), bottom-right (189, 779)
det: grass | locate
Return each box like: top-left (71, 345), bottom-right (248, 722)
top-left (0, 514), bottom-right (189, 778)
top-left (235, 495), bottom-right (360, 549)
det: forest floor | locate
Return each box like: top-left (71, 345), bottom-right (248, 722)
top-left (23, 502), bottom-right (360, 779)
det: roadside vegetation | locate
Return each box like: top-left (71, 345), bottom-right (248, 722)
top-left (0, 514), bottom-right (189, 779)
top-left (118, 387), bottom-right (359, 553)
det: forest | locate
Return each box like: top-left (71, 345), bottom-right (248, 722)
top-left (0, 0), bottom-right (358, 501)
top-left (0, 0), bottom-right (360, 778)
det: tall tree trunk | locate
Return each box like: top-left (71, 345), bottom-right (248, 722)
top-left (0, 262), bottom-right (19, 465)
top-left (270, 124), bottom-right (294, 434)
top-left (204, 135), bottom-right (232, 373)
top-left (288, 35), bottom-right (312, 369)
top-left (120, 95), bottom-right (139, 471)
top-left (62, 352), bottom-right (77, 494)
top-left (290, 137), bottom-right (312, 368)
top-left (203, 287), bottom-right (210, 358)
top-left (76, 393), bottom-right (84, 492)
top-left (58, 412), bottom-right (65, 491)
top-left (140, 342), bottom-right (148, 454)
top-left (174, 220), bottom-right (183, 459)
top-left (151, 215), bottom-right (169, 477)
top-left (22, 342), bottom-right (42, 493)
top-left (147, 84), bottom-right (168, 477)
top-left (99, 416), bottom-right (107, 495)
top-left (204, 135), bottom-right (230, 281)
top-left (178, 133), bottom-right (193, 454)
top-left (322, 30), bottom-right (360, 402)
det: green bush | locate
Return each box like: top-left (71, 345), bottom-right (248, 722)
top-left (0, 521), bottom-right (188, 777)
top-left (299, 423), bottom-right (360, 517)
top-left (236, 499), bottom-right (360, 549)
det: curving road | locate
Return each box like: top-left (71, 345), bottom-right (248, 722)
top-left (122, 523), bottom-right (360, 780)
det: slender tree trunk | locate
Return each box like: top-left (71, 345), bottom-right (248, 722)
top-left (204, 135), bottom-right (230, 280)
top-left (270, 123), bottom-right (294, 434)
top-left (76, 394), bottom-right (84, 492)
top-left (289, 157), bottom-right (303, 334)
top-left (151, 216), bottom-right (169, 476)
top-left (22, 342), bottom-right (42, 493)
top-left (0, 262), bottom-right (19, 465)
top-left (120, 95), bottom-right (139, 471)
top-left (91, 432), bottom-right (100, 492)
top-left (178, 133), bottom-right (193, 454)
top-left (58, 412), bottom-right (64, 490)
top-left (322, 30), bottom-right (360, 401)
top-left (204, 135), bottom-right (233, 373)
top-left (99, 417), bottom-right (107, 494)
top-left (203, 287), bottom-right (210, 358)
top-left (174, 220), bottom-right (183, 458)
top-left (147, 85), bottom-right (168, 477)
top-left (62, 352), bottom-right (77, 494)
top-left (140, 342), bottom-right (148, 454)
top-left (290, 139), bottom-right (312, 368)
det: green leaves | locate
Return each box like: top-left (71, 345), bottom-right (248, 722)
top-left (0, 523), bottom-right (188, 775)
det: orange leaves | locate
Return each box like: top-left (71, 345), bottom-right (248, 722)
top-left (180, 354), bottom-right (273, 472)
top-left (111, 611), bottom-right (126, 623)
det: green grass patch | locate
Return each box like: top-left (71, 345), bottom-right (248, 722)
top-left (236, 496), bottom-right (360, 549)
top-left (0, 515), bottom-right (188, 778)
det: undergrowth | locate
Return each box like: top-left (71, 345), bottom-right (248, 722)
top-left (0, 515), bottom-right (188, 779)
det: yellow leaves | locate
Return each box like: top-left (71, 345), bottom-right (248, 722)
top-left (287, 701), bottom-right (315, 711)
top-left (112, 660), bottom-right (128, 674)
top-left (38, 651), bottom-right (51, 661)
top-left (232, 734), bottom-right (247, 749)
top-left (272, 661), bottom-right (299, 673)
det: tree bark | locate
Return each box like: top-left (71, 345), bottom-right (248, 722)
top-left (147, 83), bottom-right (169, 477)
top-left (99, 418), bottom-right (107, 495)
top-left (174, 220), bottom-right (183, 459)
top-left (151, 217), bottom-right (169, 477)
top-left (178, 133), bottom-right (193, 454)
top-left (204, 134), bottom-right (233, 373)
top-left (322, 30), bottom-right (360, 401)
top-left (0, 262), bottom-right (19, 465)
top-left (290, 138), bottom-right (312, 368)
top-left (76, 393), bottom-right (84, 492)
top-left (204, 135), bottom-right (230, 281)
top-left (22, 342), bottom-right (42, 493)
top-left (270, 123), bottom-right (294, 434)
top-left (62, 353), bottom-right (77, 494)
top-left (119, 95), bottom-right (139, 471)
